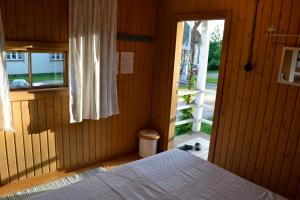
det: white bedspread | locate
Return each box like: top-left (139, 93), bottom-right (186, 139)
top-left (32, 149), bottom-right (286, 200)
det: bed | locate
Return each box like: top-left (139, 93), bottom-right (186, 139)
top-left (32, 149), bottom-right (286, 200)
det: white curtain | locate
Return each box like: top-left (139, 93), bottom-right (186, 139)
top-left (69, 0), bottom-right (119, 123)
top-left (0, 9), bottom-right (14, 132)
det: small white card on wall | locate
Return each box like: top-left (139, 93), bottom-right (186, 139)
top-left (120, 52), bottom-right (134, 74)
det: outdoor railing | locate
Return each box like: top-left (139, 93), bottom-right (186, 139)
top-left (176, 89), bottom-right (216, 131)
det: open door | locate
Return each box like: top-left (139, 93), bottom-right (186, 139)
top-left (169, 13), bottom-right (230, 161)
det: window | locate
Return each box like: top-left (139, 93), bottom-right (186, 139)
top-left (6, 52), bottom-right (24, 61)
top-left (32, 53), bottom-right (65, 87)
top-left (50, 53), bottom-right (64, 61)
top-left (7, 52), bottom-right (30, 89)
top-left (7, 51), bottom-right (66, 90)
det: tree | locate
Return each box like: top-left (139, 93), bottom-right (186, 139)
top-left (208, 26), bottom-right (223, 70)
top-left (187, 20), bottom-right (202, 89)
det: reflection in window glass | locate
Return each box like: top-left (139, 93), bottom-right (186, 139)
top-left (7, 52), bottom-right (30, 89)
top-left (31, 52), bottom-right (65, 87)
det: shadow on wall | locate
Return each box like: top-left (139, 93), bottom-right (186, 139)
top-left (0, 156), bottom-right (58, 184)
top-left (1, 90), bottom-right (74, 185)
top-left (1, 88), bottom-right (138, 186)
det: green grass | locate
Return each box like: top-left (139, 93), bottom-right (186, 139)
top-left (206, 77), bottom-right (218, 84)
top-left (206, 70), bottom-right (219, 84)
top-left (8, 73), bottom-right (64, 83)
top-left (207, 70), bottom-right (219, 74)
top-left (8, 74), bottom-right (29, 82)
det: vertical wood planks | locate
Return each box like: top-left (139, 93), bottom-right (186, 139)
top-left (5, 0), bottom-right (16, 40)
top-left (53, 97), bottom-right (64, 169)
top-left (37, 99), bottom-right (50, 174)
top-left (83, 121), bottom-right (90, 163)
top-left (29, 100), bottom-right (42, 176)
top-left (0, 0), bottom-right (156, 187)
top-left (88, 120), bottom-right (96, 162)
top-left (0, 130), bottom-right (9, 184)
top-left (76, 123), bottom-right (83, 165)
top-left (21, 101), bottom-right (34, 178)
top-left (15, 0), bottom-right (25, 41)
top-left (46, 98), bottom-right (57, 172)
top-left (61, 97), bottom-right (70, 169)
top-left (152, 0), bottom-right (300, 199)
top-left (11, 102), bottom-right (26, 180)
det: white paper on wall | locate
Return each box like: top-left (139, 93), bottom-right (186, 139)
top-left (120, 52), bottom-right (134, 74)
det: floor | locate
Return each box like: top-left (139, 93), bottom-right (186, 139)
top-left (0, 153), bottom-right (140, 197)
top-left (174, 132), bottom-right (210, 160)
top-left (0, 133), bottom-right (210, 197)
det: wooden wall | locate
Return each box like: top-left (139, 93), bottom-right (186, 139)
top-left (151, 0), bottom-right (300, 199)
top-left (0, 0), bottom-right (156, 185)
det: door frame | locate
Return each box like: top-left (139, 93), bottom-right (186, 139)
top-left (167, 11), bottom-right (232, 162)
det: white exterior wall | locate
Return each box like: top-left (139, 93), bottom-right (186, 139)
top-left (7, 53), bottom-right (64, 74)
top-left (7, 53), bottom-right (29, 74)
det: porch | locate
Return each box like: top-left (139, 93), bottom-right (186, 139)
top-left (174, 132), bottom-right (210, 160)
top-left (174, 88), bottom-right (215, 161)
top-left (174, 21), bottom-right (217, 161)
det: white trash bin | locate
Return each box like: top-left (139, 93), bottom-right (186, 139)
top-left (138, 129), bottom-right (160, 158)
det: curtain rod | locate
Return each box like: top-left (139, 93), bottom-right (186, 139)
top-left (117, 34), bottom-right (153, 43)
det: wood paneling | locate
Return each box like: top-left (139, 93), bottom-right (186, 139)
top-left (151, 0), bottom-right (300, 199)
top-left (0, 0), bottom-right (156, 185)
top-left (2, 0), bottom-right (299, 198)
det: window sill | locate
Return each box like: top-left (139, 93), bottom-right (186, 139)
top-left (10, 87), bottom-right (69, 101)
top-left (10, 86), bottom-right (68, 92)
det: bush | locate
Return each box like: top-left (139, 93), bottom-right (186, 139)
top-left (175, 123), bottom-right (193, 136)
top-left (201, 123), bottom-right (212, 135)
top-left (175, 95), bottom-right (194, 136)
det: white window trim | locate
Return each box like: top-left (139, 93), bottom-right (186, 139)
top-left (50, 53), bottom-right (64, 61)
top-left (6, 52), bottom-right (24, 61)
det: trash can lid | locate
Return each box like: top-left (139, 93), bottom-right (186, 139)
top-left (138, 129), bottom-right (160, 140)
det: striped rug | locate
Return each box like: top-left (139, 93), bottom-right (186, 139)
top-left (1, 168), bottom-right (106, 200)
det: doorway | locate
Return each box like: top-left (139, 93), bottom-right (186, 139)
top-left (171, 16), bottom-right (228, 161)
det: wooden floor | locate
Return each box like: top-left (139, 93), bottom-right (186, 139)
top-left (174, 132), bottom-right (211, 160)
top-left (0, 153), bottom-right (140, 197)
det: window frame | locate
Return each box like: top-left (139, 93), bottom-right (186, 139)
top-left (6, 52), bottom-right (24, 61)
top-left (5, 41), bottom-right (69, 91)
top-left (50, 53), bottom-right (64, 61)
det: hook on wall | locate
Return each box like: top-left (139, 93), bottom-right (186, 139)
top-left (266, 25), bottom-right (300, 39)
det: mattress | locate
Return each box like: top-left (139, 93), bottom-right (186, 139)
top-left (32, 149), bottom-right (286, 200)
